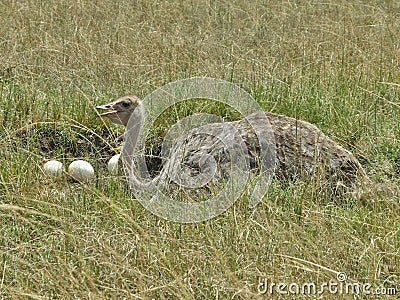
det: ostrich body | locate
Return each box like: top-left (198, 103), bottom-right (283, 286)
top-left (97, 95), bottom-right (367, 193)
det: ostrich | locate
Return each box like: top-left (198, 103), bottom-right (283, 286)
top-left (97, 95), bottom-right (368, 196)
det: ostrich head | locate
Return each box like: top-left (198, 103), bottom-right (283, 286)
top-left (96, 95), bottom-right (141, 126)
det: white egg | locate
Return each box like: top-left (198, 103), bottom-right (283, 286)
top-left (68, 160), bottom-right (95, 182)
top-left (107, 154), bottom-right (120, 175)
top-left (43, 160), bottom-right (64, 177)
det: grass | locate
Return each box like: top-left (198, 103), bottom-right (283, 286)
top-left (0, 0), bottom-right (399, 299)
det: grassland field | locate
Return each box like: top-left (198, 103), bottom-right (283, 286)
top-left (0, 0), bottom-right (399, 299)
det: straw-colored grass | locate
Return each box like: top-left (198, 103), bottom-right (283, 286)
top-left (0, 0), bottom-right (399, 299)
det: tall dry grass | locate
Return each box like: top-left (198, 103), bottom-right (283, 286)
top-left (0, 0), bottom-right (399, 299)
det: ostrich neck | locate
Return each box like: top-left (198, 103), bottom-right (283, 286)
top-left (121, 103), bottom-right (146, 187)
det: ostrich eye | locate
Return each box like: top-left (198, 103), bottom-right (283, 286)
top-left (121, 101), bottom-right (130, 108)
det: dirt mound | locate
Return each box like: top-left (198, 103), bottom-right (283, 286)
top-left (14, 124), bottom-right (121, 162)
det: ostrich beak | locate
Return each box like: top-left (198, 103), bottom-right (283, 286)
top-left (96, 103), bottom-right (118, 117)
top-left (96, 103), bottom-right (123, 126)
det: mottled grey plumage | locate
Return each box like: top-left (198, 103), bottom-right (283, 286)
top-left (97, 96), bottom-right (368, 193)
